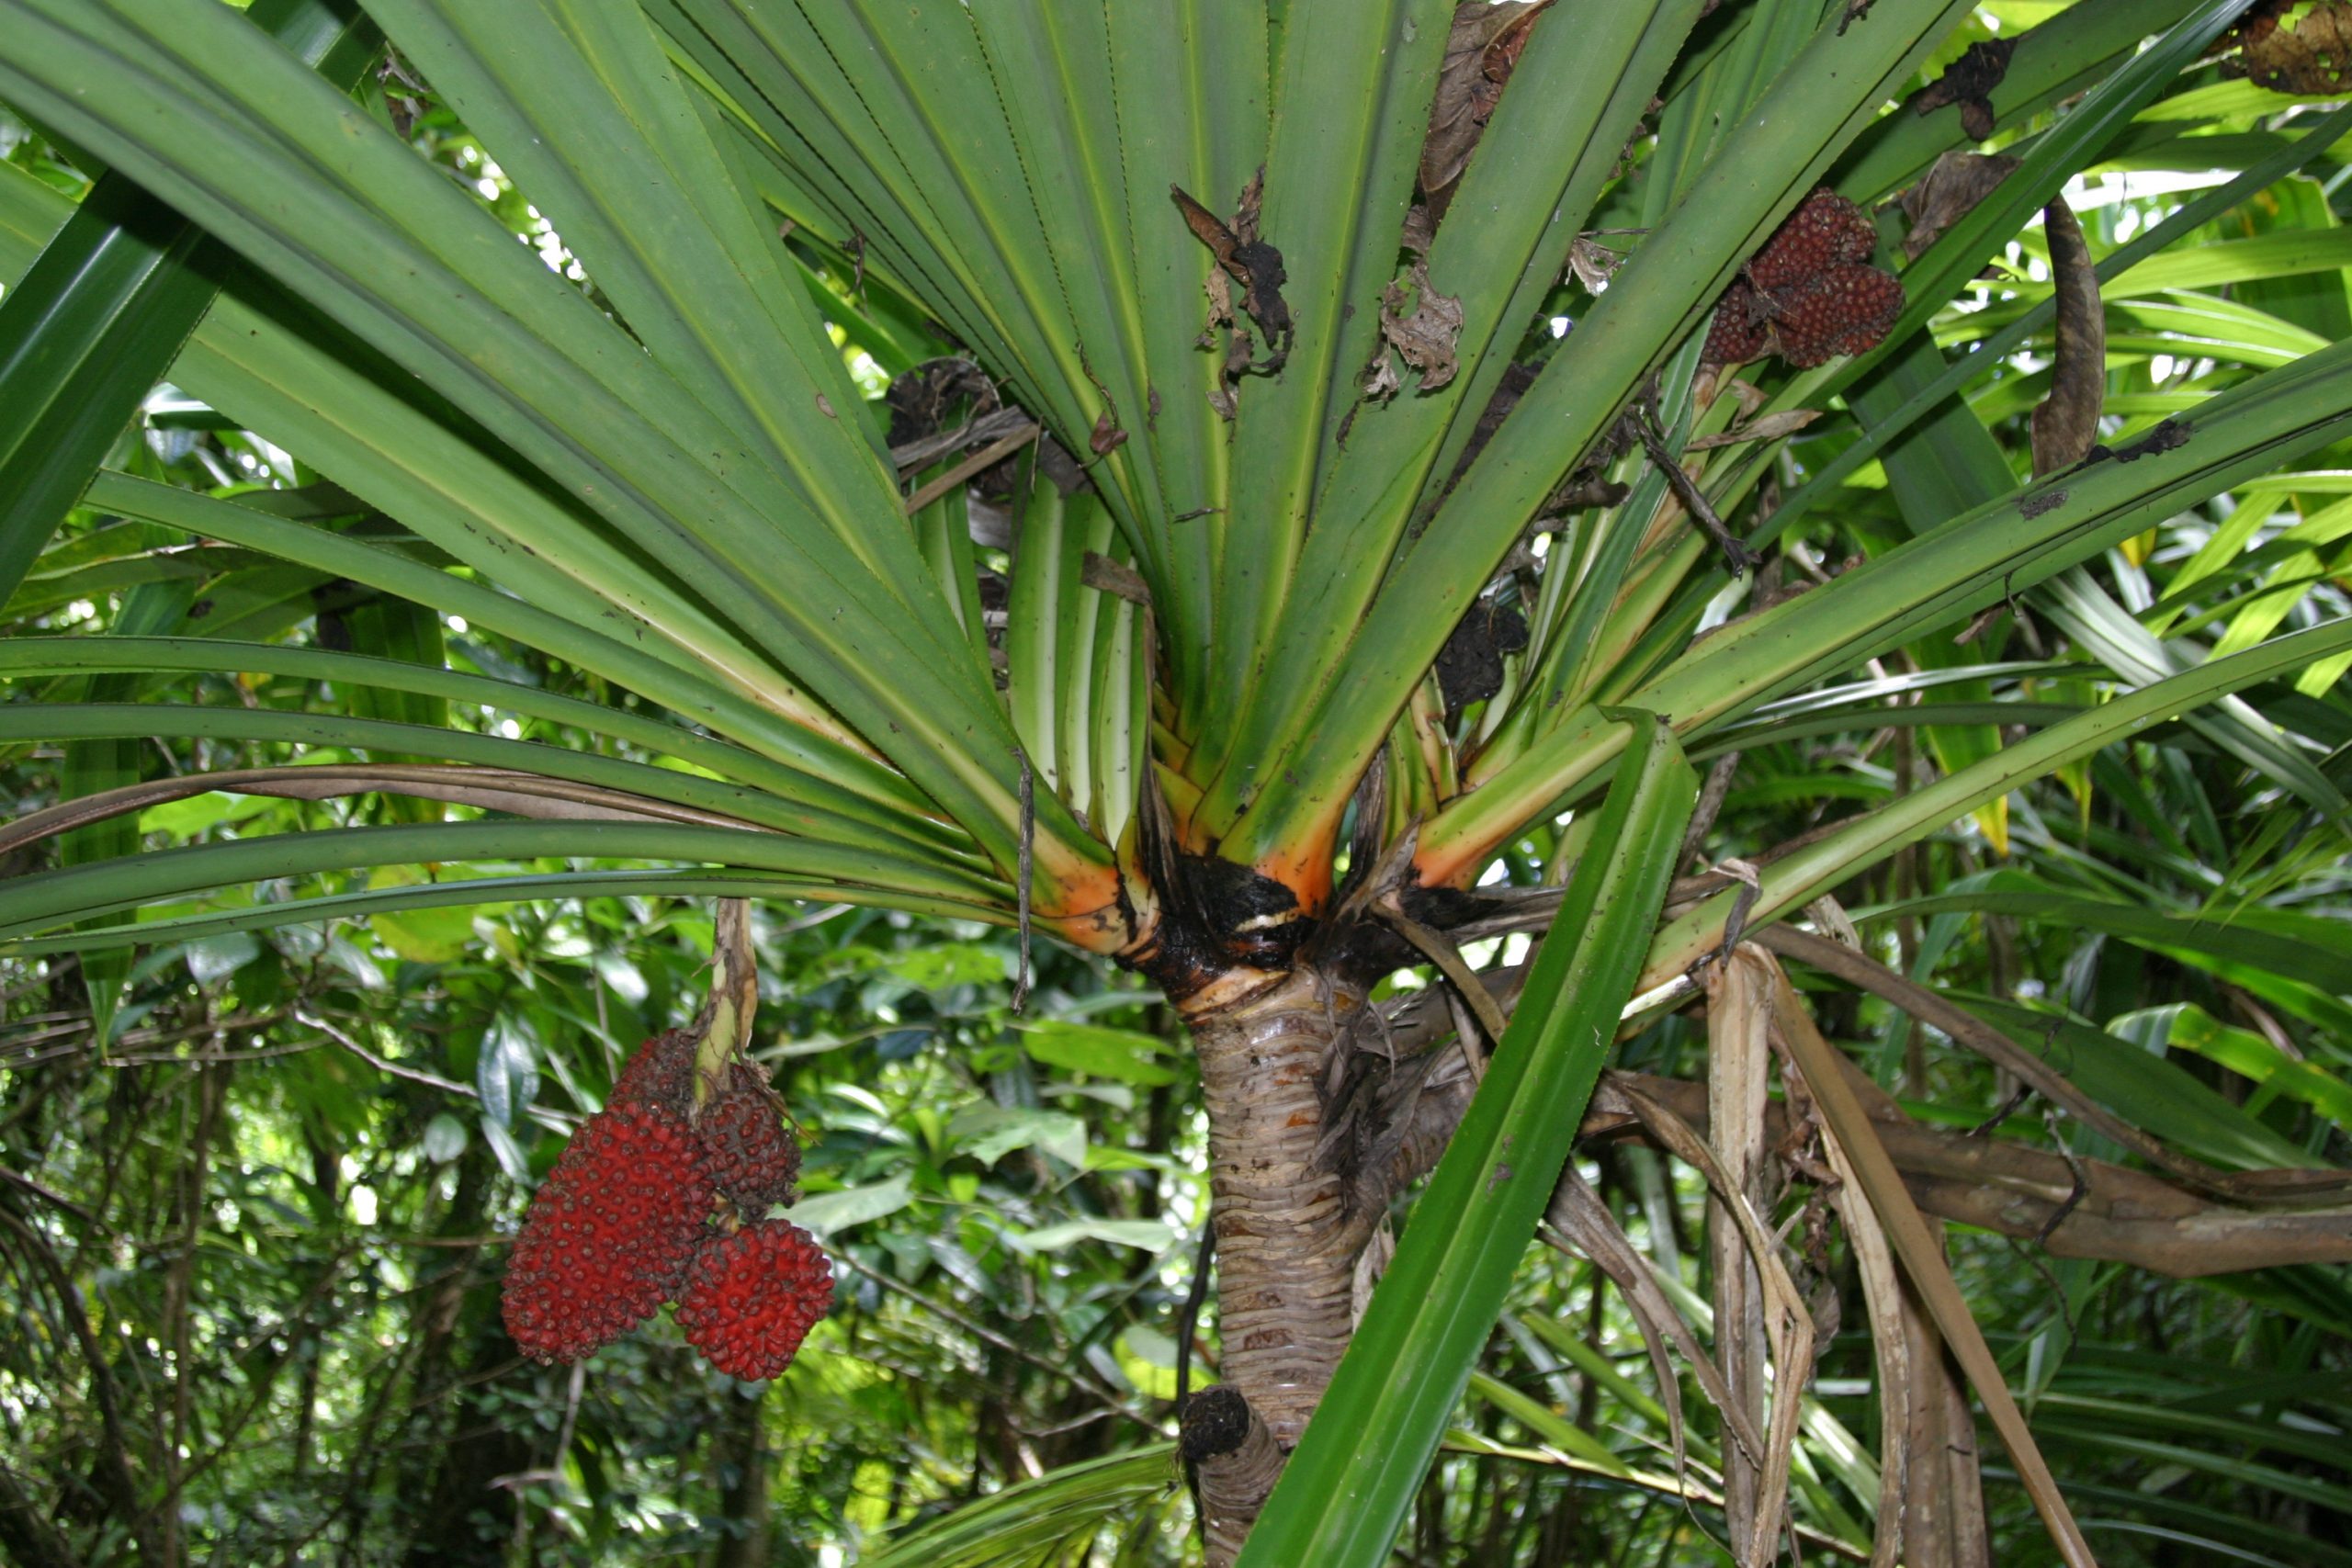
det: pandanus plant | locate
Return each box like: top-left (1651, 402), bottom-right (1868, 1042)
top-left (5, 0), bottom-right (2352, 1561)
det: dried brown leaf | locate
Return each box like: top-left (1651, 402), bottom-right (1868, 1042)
top-left (1080, 550), bottom-right (1151, 606)
top-left (1911, 35), bottom-right (2017, 140)
top-left (2230, 1), bottom-right (2352, 94)
top-left (1400, 202), bottom-right (1434, 260)
top-left (1767, 964), bottom-right (2099, 1567)
top-left (1618, 1076), bottom-right (1815, 1565)
top-left (1420, 1), bottom-right (1552, 218)
top-left (1898, 151), bottom-right (2020, 261)
top-left (1774, 998), bottom-right (1911, 1568)
top-left (2030, 197), bottom-right (2105, 479)
top-left (1370, 260), bottom-right (1464, 396)
top-left (1567, 234), bottom-right (1626, 292)
top-left (1232, 165), bottom-right (1265, 244)
top-left (1707, 951), bottom-right (1778, 1556)
top-left (1170, 183), bottom-right (1238, 265)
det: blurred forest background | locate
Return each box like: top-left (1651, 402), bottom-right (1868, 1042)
top-left (6, 4), bottom-right (2352, 1564)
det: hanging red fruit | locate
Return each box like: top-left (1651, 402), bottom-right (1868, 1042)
top-left (609, 1025), bottom-right (695, 1112)
top-left (501, 901), bottom-right (829, 1376)
top-left (675, 1219), bottom-right (836, 1381)
top-left (694, 1079), bottom-right (805, 1213)
top-left (610, 1028), bottom-right (804, 1213)
top-left (502, 1103), bottom-right (715, 1362)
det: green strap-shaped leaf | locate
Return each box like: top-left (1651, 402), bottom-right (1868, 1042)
top-left (858, 1445), bottom-right (1177, 1568)
top-left (0, 0), bottom-right (378, 604)
top-left (1236, 709), bottom-right (1695, 1568)
top-left (1646, 613), bottom-right (2352, 984)
top-left (0, 818), bottom-right (1002, 942)
top-left (0, 0), bottom-right (1104, 888)
top-left (58, 578), bottom-right (194, 1040)
top-left (1185, 0), bottom-right (1704, 795)
top-left (1428, 327), bottom-right (2352, 868)
top-left (0, 868), bottom-right (993, 957)
top-left (1215, 0), bottom-right (1974, 863)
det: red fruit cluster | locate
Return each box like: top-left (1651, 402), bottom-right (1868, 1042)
top-left (674, 1220), bottom-right (835, 1382)
top-left (502, 1034), bottom-right (827, 1377)
top-left (502, 1104), bottom-right (715, 1361)
top-left (1702, 188), bottom-right (1905, 369)
top-left (612, 1030), bottom-right (804, 1213)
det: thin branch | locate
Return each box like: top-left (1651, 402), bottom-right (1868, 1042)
top-left (293, 1010), bottom-right (471, 1098)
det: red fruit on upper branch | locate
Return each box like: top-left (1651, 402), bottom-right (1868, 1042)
top-left (1702, 280), bottom-right (1770, 365)
top-left (1701, 187), bottom-right (1904, 368)
top-left (1771, 265), bottom-right (1906, 368)
top-left (1747, 187), bottom-right (1878, 291)
top-left (675, 1220), bottom-right (834, 1381)
top-left (502, 1104), bottom-right (716, 1362)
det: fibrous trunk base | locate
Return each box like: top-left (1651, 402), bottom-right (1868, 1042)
top-left (1180, 964), bottom-right (1370, 1566)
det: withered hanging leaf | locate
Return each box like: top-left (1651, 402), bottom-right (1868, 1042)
top-left (2030, 197), bottom-right (2105, 479)
top-left (2227, 1), bottom-right (2352, 94)
top-left (1911, 35), bottom-right (2017, 141)
top-left (1367, 260), bottom-right (1465, 399)
top-left (1171, 172), bottom-right (1292, 370)
top-left (1898, 151), bottom-right (2020, 261)
top-left (1433, 596), bottom-right (1529, 717)
top-left (1419, 0), bottom-right (1553, 220)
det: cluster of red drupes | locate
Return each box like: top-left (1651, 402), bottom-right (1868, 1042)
top-left (1702, 187), bottom-right (1905, 369)
top-left (501, 1030), bottom-right (830, 1381)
